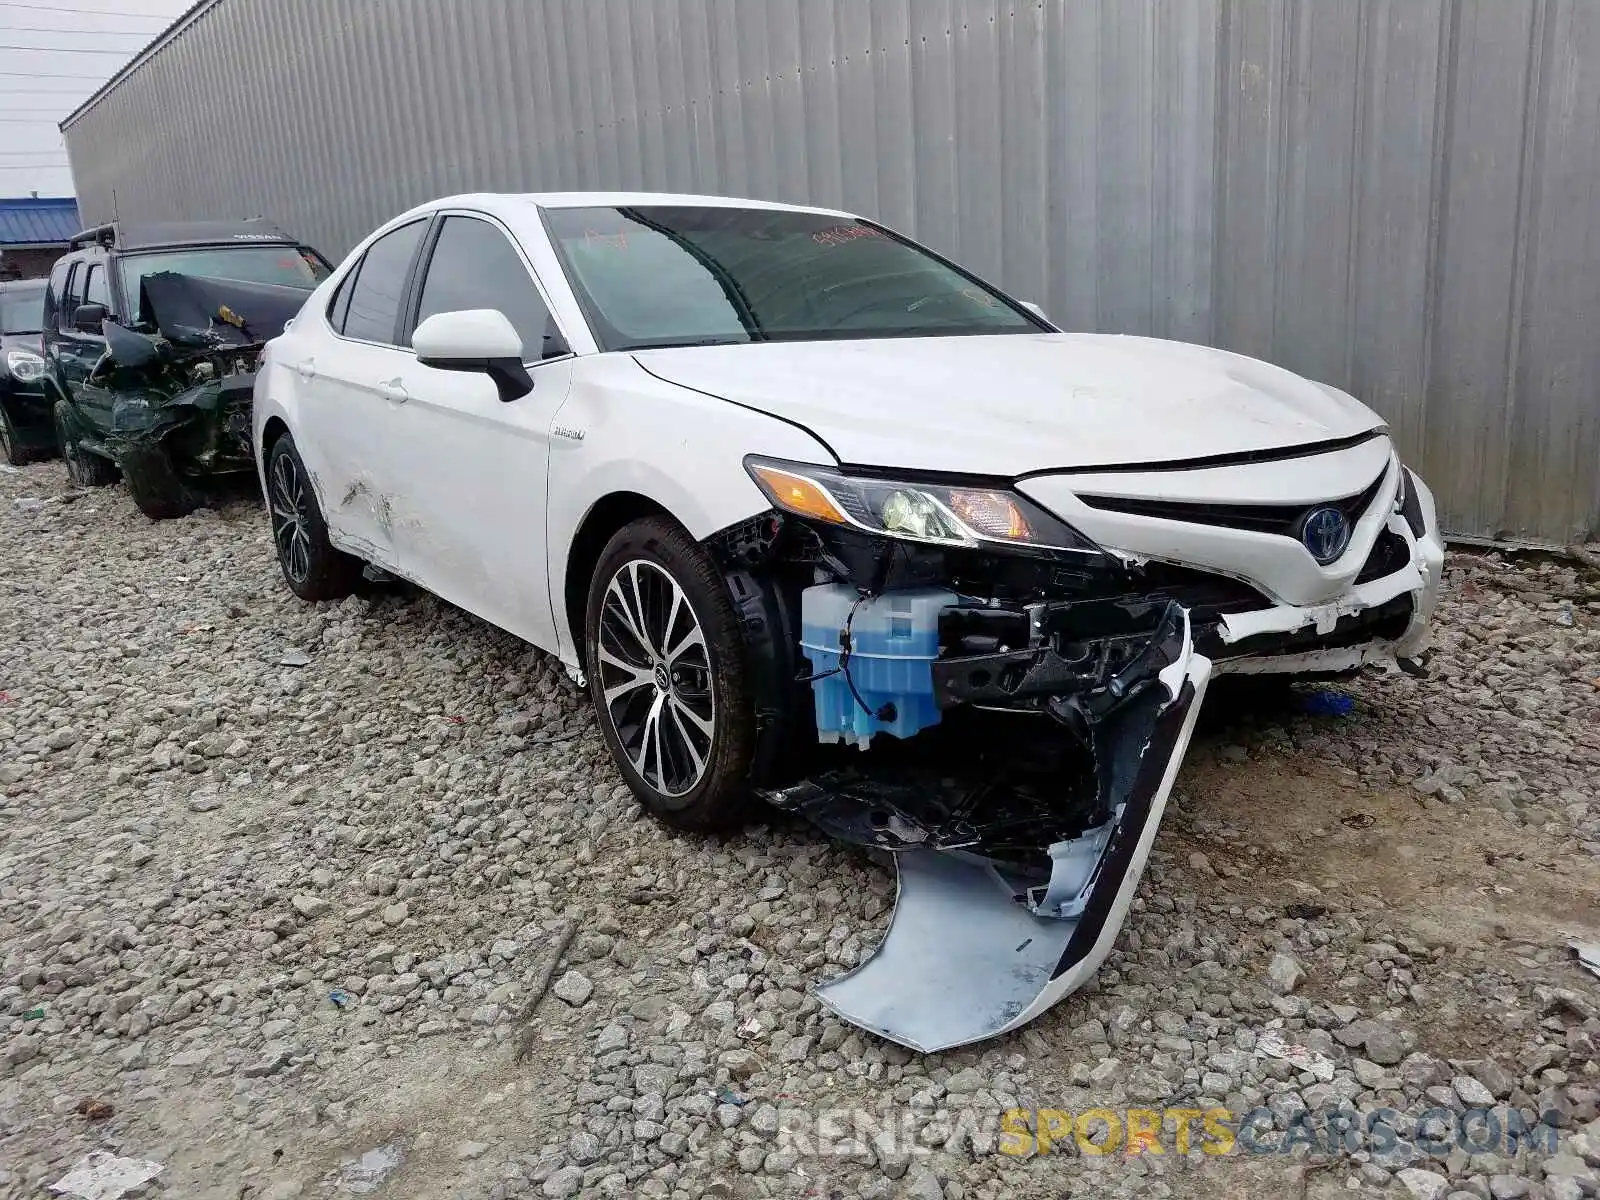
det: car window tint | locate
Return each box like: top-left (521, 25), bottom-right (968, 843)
top-left (84, 264), bottom-right (111, 312)
top-left (44, 258), bottom-right (70, 327)
top-left (59, 264), bottom-right (84, 330)
top-left (411, 216), bottom-right (561, 359)
top-left (342, 220), bottom-right (426, 344)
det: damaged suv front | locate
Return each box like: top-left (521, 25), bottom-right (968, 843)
top-left (706, 434), bottom-right (1441, 1052)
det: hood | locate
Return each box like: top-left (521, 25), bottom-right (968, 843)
top-left (634, 333), bottom-right (1384, 476)
top-left (138, 271), bottom-right (311, 349)
top-left (0, 331), bottom-right (43, 358)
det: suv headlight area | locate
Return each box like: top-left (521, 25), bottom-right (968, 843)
top-left (5, 349), bottom-right (46, 383)
top-left (745, 456), bottom-right (1103, 555)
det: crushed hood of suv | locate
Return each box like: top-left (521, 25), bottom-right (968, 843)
top-left (635, 333), bottom-right (1383, 477)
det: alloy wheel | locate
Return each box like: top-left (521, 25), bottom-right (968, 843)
top-left (596, 559), bottom-right (716, 797)
top-left (269, 450), bottom-right (313, 584)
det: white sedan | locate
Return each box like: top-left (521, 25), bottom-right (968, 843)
top-left (254, 192), bottom-right (1445, 1051)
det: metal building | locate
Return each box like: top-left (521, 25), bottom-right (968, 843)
top-left (61, 0), bottom-right (1600, 547)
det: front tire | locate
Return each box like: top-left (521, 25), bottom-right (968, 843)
top-left (266, 433), bottom-right (360, 601)
top-left (585, 517), bottom-right (756, 830)
top-left (53, 399), bottom-right (116, 487)
top-left (0, 402), bottom-right (41, 466)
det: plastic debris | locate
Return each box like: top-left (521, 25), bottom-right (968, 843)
top-left (278, 648), bottom-right (312, 668)
top-left (328, 989), bottom-right (352, 1009)
top-left (715, 1086), bottom-right (747, 1107)
top-left (22, 1005), bottom-right (45, 1021)
top-left (49, 1151), bottom-right (163, 1200)
top-left (1571, 941), bottom-right (1600, 981)
top-left (329, 1142), bottom-right (406, 1195)
top-left (1297, 688), bottom-right (1355, 717)
top-left (1256, 1028), bottom-right (1336, 1083)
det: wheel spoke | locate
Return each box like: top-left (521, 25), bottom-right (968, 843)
top-left (669, 694), bottom-right (713, 738)
top-left (629, 691), bottom-right (666, 786)
top-left (664, 702), bottom-right (706, 780)
top-left (665, 622), bottom-right (705, 667)
top-left (605, 575), bottom-right (652, 659)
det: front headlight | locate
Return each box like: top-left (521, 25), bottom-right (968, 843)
top-left (744, 456), bottom-right (1103, 554)
top-left (5, 349), bottom-right (45, 383)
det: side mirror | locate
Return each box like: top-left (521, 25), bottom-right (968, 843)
top-left (1019, 300), bottom-right (1048, 321)
top-left (413, 308), bottom-right (532, 403)
top-left (73, 302), bottom-right (109, 334)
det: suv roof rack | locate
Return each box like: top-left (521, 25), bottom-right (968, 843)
top-left (67, 221), bottom-right (118, 250)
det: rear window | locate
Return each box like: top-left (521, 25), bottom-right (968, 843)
top-left (0, 283), bottom-right (45, 333)
top-left (118, 245), bottom-right (329, 324)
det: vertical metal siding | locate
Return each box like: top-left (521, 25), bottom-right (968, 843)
top-left (60, 0), bottom-right (1600, 545)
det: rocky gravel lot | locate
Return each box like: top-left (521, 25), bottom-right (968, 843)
top-left (2, 461), bottom-right (1599, 1200)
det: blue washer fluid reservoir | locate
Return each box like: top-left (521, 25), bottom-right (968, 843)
top-left (799, 584), bottom-right (958, 749)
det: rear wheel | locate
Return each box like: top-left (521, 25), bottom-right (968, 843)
top-left (585, 517), bottom-right (756, 830)
top-left (266, 433), bottom-right (361, 601)
top-left (53, 399), bottom-right (116, 487)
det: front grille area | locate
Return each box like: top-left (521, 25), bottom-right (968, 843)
top-left (1355, 527), bottom-right (1412, 583)
top-left (1078, 469), bottom-right (1389, 541)
top-left (1136, 562), bottom-right (1271, 617)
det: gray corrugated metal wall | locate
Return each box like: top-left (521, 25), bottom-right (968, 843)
top-left (62, 0), bottom-right (1600, 545)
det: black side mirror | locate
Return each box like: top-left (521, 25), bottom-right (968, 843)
top-left (416, 352), bottom-right (535, 403)
top-left (72, 302), bottom-right (109, 334)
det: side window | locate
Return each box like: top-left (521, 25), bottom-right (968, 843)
top-left (84, 264), bottom-right (111, 312)
top-left (325, 269), bottom-right (355, 333)
top-left (341, 220), bottom-right (426, 344)
top-left (43, 257), bottom-right (71, 329)
top-left (411, 216), bottom-right (565, 360)
top-left (58, 263), bottom-right (84, 331)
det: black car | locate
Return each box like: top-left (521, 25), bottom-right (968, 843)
top-left (43, 218), bottom-right (330, 517)
top-left (0, 277), bottom-right (52, 465)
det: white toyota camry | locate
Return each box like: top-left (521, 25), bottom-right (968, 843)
top-left (254, 192), bottom-right (1445, 1051)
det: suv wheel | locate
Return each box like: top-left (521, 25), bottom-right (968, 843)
top-left (267, 433), bottom-right (361, 601)
top-left (0, 404), bottom-right (40, 466)
top-left (53, 399), bottom-right (116, 487)
top-left (585, 517), bottom-right (755, 830)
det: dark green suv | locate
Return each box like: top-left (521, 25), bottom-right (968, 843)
top-left (43, 218), bottom-right (330, 518)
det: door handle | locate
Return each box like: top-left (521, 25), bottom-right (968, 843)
top-left (377, 378), bottom-right (408, 405)
top-left (294, 357), bottom-right (316, 381)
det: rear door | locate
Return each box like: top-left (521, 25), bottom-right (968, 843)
top-left (287, 218), bottom-right (429, 570)
top-left (380, 212), bottom-right (574, 650)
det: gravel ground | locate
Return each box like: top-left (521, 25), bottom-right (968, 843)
top-left (2, 462), bottom-right (1598, 1200)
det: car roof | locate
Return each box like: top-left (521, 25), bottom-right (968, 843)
top-left (397, 191), bottom-right (858, 223)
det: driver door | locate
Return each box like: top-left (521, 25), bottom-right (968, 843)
top-left (376, 212), bottom-right (573, 652)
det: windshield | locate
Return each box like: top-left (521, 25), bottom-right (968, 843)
top-left (118, 245), bottom-right (329, 324)
top-left (0, 283), bottom-right (45, 334)
top-left (543, 206), bottom-right (1043, 351)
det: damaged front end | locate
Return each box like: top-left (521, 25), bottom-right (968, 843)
top-left (710, 461), bottom-right (1215, 1052)
top-left (82, 272), bottom-right (310, 517)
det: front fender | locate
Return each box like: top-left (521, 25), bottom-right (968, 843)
top-left (545, 355), bottom-right (836, 670)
